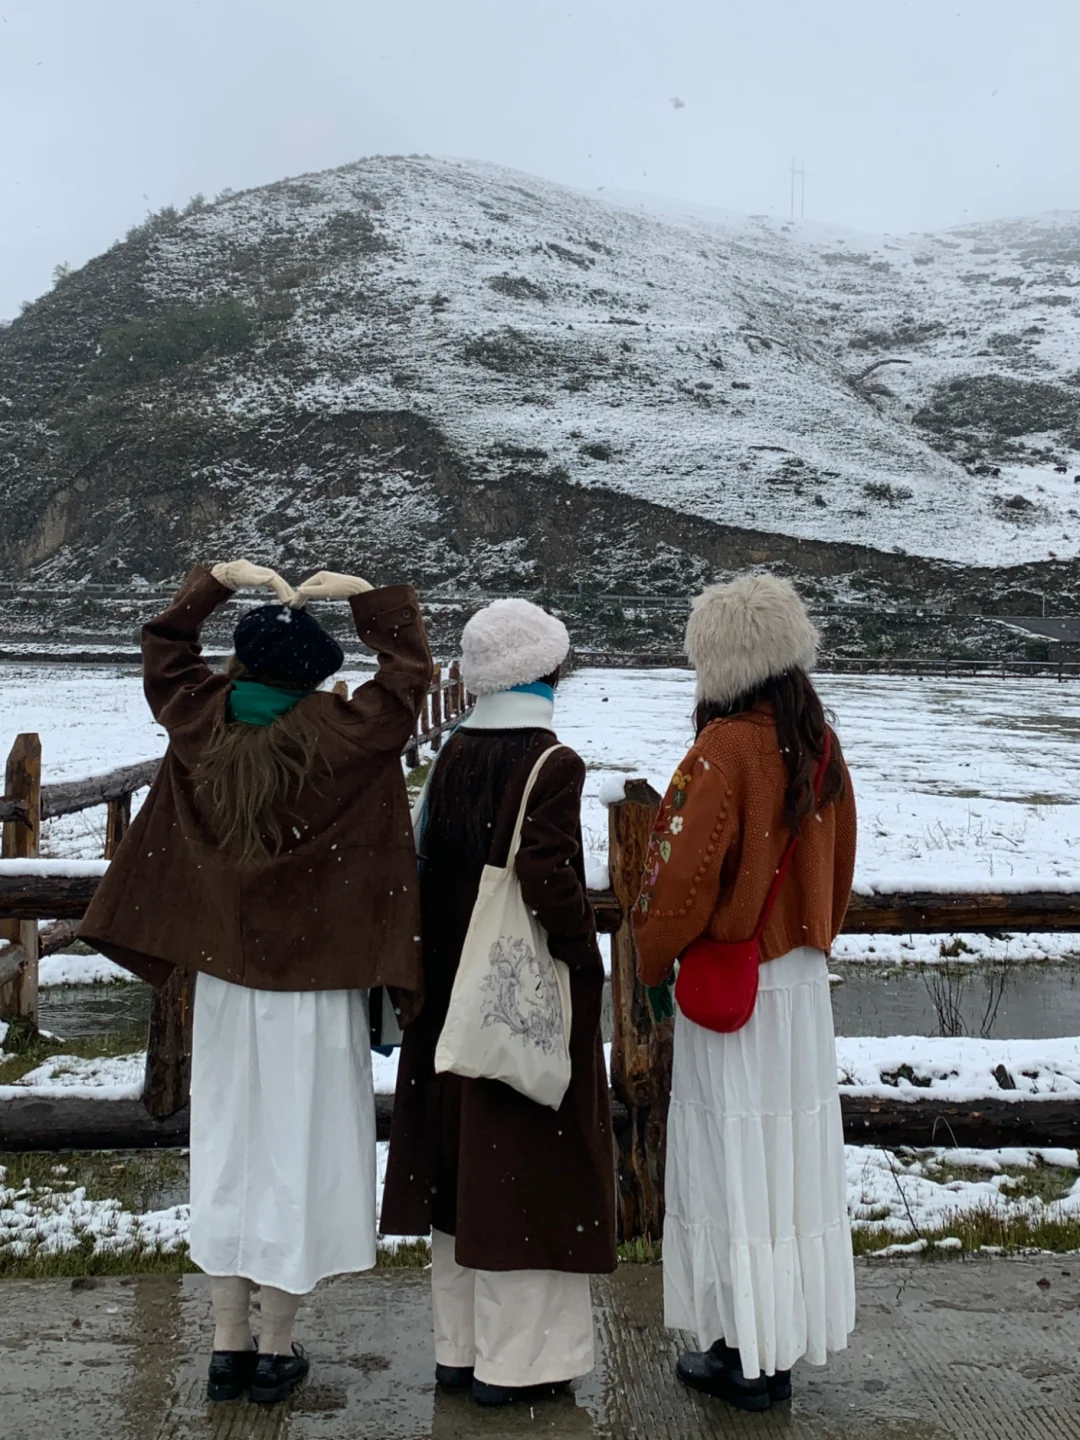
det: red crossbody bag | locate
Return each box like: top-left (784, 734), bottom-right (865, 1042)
top-left (673, 730), bottom-right (833, 1034)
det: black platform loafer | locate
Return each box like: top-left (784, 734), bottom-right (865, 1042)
top-left (435, 1363), bottom-right (475, 1388)
top-left (250, 1343), bottom-right (310, 1405)
top-left (472, 1379), bottom-right (519, 1407)
top-left (676, 1339), bottom-right (739, 1390)
top-left (677, 1347), bottom-right (770, 1412)
top-left (472, 1378), bottom-right (570, 1407)
top-left (206, 1346), bottom-right (257, 1402)
top-left (767, 1369), bottom-right (792, 1402)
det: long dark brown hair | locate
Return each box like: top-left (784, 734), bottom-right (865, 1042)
top-left (193, 657), bottom-right (325, 868)
top-left (423, 669), bottom-right (560, 869)
top-left (694, 667), bottom-right (845, 830)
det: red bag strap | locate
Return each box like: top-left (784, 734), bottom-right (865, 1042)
top-left (752, 728), bottom-right (833, 945)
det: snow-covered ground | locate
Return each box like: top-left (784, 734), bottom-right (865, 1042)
top-left (7, 661), bottom-right (1080, 894)
top-left (7, 1035), bottom-right (1079, 1106)
top-left (3, 1142), bottom-right (1077, 1265)
top-left (561, 667), bottom-right (1080, 894)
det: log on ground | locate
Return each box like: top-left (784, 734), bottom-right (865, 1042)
top-left (2, 1093), bottom-right (1078, 1152)
top-left (842, 890), bottom-right (1080, 934)
top-left (840, 1094), bottom-right (1080, 1148)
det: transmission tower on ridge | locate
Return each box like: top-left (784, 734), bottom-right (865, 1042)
top-left (789, 157), bottom-right (806, 220)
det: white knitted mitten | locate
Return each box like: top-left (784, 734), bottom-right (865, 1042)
top-left (294, 570), bottom-right (374, 602)
top-left (210, 560), bottom-right (295, 606)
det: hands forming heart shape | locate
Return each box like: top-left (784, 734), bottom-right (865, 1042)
top-left (210, 561), bottom-right (373, 607)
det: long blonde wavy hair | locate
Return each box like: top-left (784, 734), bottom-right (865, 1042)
top-left (193, 658), bottom-right (326, 868)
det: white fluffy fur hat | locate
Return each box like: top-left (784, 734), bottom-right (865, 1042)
top-left (686, 573), bottom-right (819, 706)
top-left (461, 598), bottom-right (571, 697)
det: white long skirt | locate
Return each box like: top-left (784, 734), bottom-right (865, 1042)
top-left (663, 946), bottom-right (855, 1379)
top-left (189, 973), bottom-right (376, 1295)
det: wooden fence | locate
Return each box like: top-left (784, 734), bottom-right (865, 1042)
top-left (4, 738), bottom-right (1080, 1240)
top-left (570, 652), bottom-right (1080, 680)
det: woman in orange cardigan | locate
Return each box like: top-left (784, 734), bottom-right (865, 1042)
top-left (634, 574), bottom-right (857, 1414)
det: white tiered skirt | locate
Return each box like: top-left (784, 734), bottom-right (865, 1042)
top-left (663, 946), bottom-right (855, 1380)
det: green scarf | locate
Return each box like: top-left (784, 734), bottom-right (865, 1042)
top-left (228, 679), bottom-right (313, 727)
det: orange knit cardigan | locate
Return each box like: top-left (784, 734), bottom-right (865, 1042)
top-left (633, 709), bottom-right (857, 987)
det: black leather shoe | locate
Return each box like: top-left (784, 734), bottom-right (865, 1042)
top-left (472, 1378), bottom-right (570, 1407)
top-left (206, 1346), bottom-right (257, 1402)
top-left (250, 1344), bottom-right (310, 1405)
top-left (435, 1363), bottom-right (475, 1388)
top-left (677, 1346), bottom-right (770, 1412)
top-left (676, 1339), bottom-right (739, 1389)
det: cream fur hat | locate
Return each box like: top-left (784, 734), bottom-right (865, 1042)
top-left (461, 598), bottom-right (571, 697)
top-left (686, 573), bottom-right (819, 707)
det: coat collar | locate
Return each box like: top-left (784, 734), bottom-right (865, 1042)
top-left (460, 688), bottom-right (555, 732)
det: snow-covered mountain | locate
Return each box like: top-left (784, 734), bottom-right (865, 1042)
top-left (1, 155), bottom-right (1079, 628)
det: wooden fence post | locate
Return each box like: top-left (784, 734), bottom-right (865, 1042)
top-left (0, 733), bottom-right (42, 1023)
top-left (405, 718), bottom-right (421, 770)
top-left (449, 660), bottom-right (462, 718)
top-left (143, 968), bottom-right (196, 1119)
top-left (104, 793), bottom-right (131, 859)
top-left (430, 664), bottom-right (443, 752)
top-left (607, 777), bottom-right (670, 1245)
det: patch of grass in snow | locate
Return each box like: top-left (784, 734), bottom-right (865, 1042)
top-left (854, 1207), bottom-right (1080, 1257)
top-left (0, 1240), bottom-right (438, 1280)
top-left (376, 1240), bottom-right (431, 1269)
top-left (905, 1156), bottom-right (1074, 1204)
top-left (0, 1239), bottom-right (199, 1280)
top-left (0, 1025), bottom-right (145, 1085)
top-left (0, 1150), bottom-right (189, 1216)
top-left (618, 1238), bottom-right (663, 1264)
top-left (404, 758), bottom-right (432, 806)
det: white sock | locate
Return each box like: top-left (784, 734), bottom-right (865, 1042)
top-left (210, 1276), bottom-right (255, 1353)
top-left (258, 1286), bottom-right (305, 1356)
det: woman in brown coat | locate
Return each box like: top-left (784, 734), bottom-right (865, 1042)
top-left (380, 598), bottom-right (617, 1407)
top-left (81, 560), bottom-right (432, 1405)
top-left (634, 574), bottom-right (857, 1414)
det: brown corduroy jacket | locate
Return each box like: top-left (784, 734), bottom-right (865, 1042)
top-left (80, 567), bottom-right (433, 1015)
top-left (634, 708), bottom-right (857, 986)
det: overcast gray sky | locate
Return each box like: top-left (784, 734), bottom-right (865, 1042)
top-left (2, 0), bottom-right (1077, 317)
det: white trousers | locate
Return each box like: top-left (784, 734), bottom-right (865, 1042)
top-left (431, 1229), bottom-right (595, 1388)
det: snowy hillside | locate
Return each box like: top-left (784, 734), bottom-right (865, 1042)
top-left (1, 155), bottom-right (1079, 609)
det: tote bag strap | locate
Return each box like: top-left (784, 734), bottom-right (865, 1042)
top-left (503, 743), bottom-right (570, 869)
top-left (751, 727), bottom-right (833, 945)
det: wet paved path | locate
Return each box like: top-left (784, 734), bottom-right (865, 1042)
top-left (1, 1260), bottom-right (1077, 1439)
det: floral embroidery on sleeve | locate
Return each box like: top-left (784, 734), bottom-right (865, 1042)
top-left (636, 755), bottom-right (699, 914)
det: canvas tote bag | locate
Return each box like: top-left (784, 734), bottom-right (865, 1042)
top-left (434, 744), bottom-right (573, 1110)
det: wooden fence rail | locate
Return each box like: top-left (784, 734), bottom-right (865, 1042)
top-left (4, 1092), bottom-right (1079, 1156)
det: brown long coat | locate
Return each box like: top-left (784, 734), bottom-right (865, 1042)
top-left (80, 567), bottom-right (433, 1015)
top-left (379, 732), bottom-right (618, 1274)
